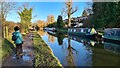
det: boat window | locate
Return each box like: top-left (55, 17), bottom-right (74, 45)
top-left (88, 29), bottom-right (91, 32)
top-left (81, 29), bottom-right (83, 32)
top-left (74, 29), bottom-right (76, 32)
top-left (68, 29), bottom-right (70, 32)
top-left (79, 29), bottom-right (81, 32)
top-left (116, 30), bottom-right (120, 36)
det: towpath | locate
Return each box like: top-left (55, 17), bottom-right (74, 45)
top-left (2, 32), bottom-right (34, 68)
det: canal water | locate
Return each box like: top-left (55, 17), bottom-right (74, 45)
top-left (38, 30), bottom-right (120, 66)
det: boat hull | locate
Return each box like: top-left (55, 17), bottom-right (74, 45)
top-left (103, 38), bottom-right (120, 45)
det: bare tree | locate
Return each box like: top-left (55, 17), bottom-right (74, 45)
top-left (0, 2), bottom-right (17, 22)
top-left (61, 0), bottom-right (78, 27)
top-left (17, 3), bottom-right (30, 12)
top-left (0, 2), bottom-right (17, 38)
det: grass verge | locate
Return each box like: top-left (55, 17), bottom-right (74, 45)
top-left (2, 38), bottom-right (15, 61)
top-left (33, 32), bottom-right (62, 67)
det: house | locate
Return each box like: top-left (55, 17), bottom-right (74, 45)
top-left (63, 8), bottom-right (93, 27)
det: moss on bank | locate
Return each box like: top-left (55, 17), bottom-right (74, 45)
top-left (33, 32), bottom-right (62, 67)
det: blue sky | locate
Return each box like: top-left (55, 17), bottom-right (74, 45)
top-left (6, 2), bottom-right (88, 23)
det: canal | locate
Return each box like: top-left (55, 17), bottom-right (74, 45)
top-left (38, 30), bottom-right (120, 66)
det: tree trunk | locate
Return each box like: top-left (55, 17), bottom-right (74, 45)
top-left (3, 26), bottom-right (6, 38)
top-left (5, 26), bottom-right (8, 38)
top-left (67, 1), bottom-right (72, 27)
top-left (68, 37), bottom-right (71, 49)
top-left (68, 14), bottom-right (71, 27)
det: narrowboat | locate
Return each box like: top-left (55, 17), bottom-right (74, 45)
top-left (68, 28), bottom-right (102, 41)
top-left (103, 28), bottom-right (120, 44)
top-left (44, 27), bottom-right (56, 32)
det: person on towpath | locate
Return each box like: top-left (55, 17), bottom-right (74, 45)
top-left (12, 26), bottom-right (23, 56)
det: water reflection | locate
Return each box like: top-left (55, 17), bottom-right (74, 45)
top-left (91, 43), bottom-right (119, 66)
top-left (38, 30), bottom-right (46, 36)
top-left (69, 35), bottom-right (120, 54)
top-left (104, 42), bottom-right (120, 54)
top-left (70, 35), bottom-right (120, 66)
top-left (47, 31), bottom-right (55, 43)
top-left (39, 30), bottom-right (120, 66)
top-left (48, 35), bottom-right (55, 43)
top-left (66, 37), bottom-right (78, 66)
top-left (57, 33), bottom-right (65, 45)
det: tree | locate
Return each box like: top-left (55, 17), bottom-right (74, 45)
top-left (47, 15), bottom-right (55, 25)
top-left (92, 2), bottom-right (120, 28)
top-left (46, 22), bottom-right (57, 28)
top-left (83, 2), bottom-right (93, 28)
top-left (57, 15), bottom-right (64, 29)
top-left (37, 20), bottom-right (45, 28)
top-left (83, 15), bottom-right (93, 28)
top-left (0, 2), bottom-right (17, 38)
top-left (116, 2), bottom-right (120, 27)
top-left (61, 0), bottom-right (78, 27)
top-left (18, 3), bottom-right (32, 33)
top-left (0, 2), bottom-right (17, 23)
top-left (82, 10), bottom-right (88, 17)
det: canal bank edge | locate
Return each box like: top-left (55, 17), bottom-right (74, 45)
top-left (33, 31), bottom-right (62, 67)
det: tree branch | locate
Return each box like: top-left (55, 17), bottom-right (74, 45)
top-left (71, 7), bottom-right (78, 15)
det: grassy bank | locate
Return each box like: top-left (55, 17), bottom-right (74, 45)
top-left (2, 38), bottom-right (15, 61)
top-left (33, 32), bottom-right (62, 67)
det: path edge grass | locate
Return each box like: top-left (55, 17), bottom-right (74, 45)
top-left (33, 31), bottom-right (62, 67)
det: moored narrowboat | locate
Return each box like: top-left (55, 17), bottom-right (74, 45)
top-left (103, 28), bottom-right (120, 44)
top-left (68, 28), bottom-right (102, 41)
top-left (44, 27), bottom-right (57, 32)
